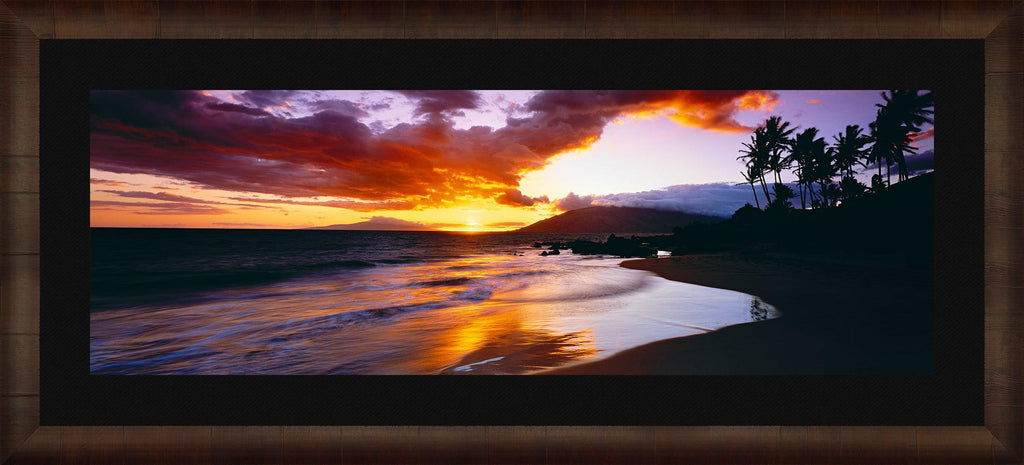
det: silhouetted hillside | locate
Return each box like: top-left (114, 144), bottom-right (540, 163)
top-left (663, 172), bottom-right (935, 266)
top-left (517, 206), bottom-right (723, 234)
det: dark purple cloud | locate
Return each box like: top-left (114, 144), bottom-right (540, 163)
top-left (232, 90), bottom-right (299, 109)
top-left (91, 90), bottom-right (778, 210)
top-left (494, 188), bottom-right (549, 207)
top-left (395, 90), bottom-right (482, 115)
top-left (307, 99), bottom-right (370, 118)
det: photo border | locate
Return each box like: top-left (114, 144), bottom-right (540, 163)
top-left (2, 1), bottom-right (1021, 463)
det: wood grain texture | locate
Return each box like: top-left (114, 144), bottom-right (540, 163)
top-left (280, 426), bottom-right (342, 465)
top-left (652, 426), bottom-right (780, 464)
top-left (986, 226), bottom-right (1024, 289)
top-left (942, 0), bottom-right (1017, 38)
top-left (403, 1), bottom-right (497, 39)
top-left (545, 426), bottom-right (656, 464)
top-left (986, 326), bottom-right (1024, 408)
top-left (254, 1), bottom-right (317, 39)
top-left (827, 1), bottom-right (881, 38)
top-left (313, 1), bottom-right (404, 39)
top-left (671, 0), bottom-right (710, 39)
top-left (123, 426), bottom-right (212, 465)
top-left (879, 0), bottom-right (942, 38)
top-left (987, 405), bottom-right (1024, 459)
top-left (0, 396), bottom-right (38, 464)
top-left (985, 151), bottom-right (1024, 230)
top-left (210, 426), bottom-right (282, 465)
top-left (339, 426), bottom-right (421, 464)
top-left (985, 8), bottom-right (1024, 75)
top-left (0, 3), bottom-right (39, 78)
top-left (58, 427), bottom-right (125, 465)
top-left (157, 0), bottom-right (253, 39)
top-left (0, 334), bottom-right (38, 396)
top-left (778, 426), bottom-right (843, 464)
top-left (705, 0), bottom-right (785, 39)
top-left (584, 0), bottom-right (676, 38)
top-left (985, 74), bottom-right (1024, 153)
top-left (496, 1), bottom-right (585, 39)
top-left (0, 193), bottom-right (39, 255)
top-left (783, 0), bottom-right (834, 39)
top-left (0, 78), bottom-right (39, 157)
top-left (838, 426), bottom-right (918, 464)
top-left (53, 1), bottom-right (159, 39)
top-left (987, 286), bottom-right (1024, 330)
top-left (4, 426), bottom-right (59, 465)
top-left (0, 1), bottom-right (1020, 464)
top-left (0, 156), bottom-right (38, 194)
top-left (0, 254), bottom-right (39, 336)
top-left (0, 1), bottom-right (55, 39)
top-left (917, 426), bottom-right (997, 464)
top-left (485, 426), bottom-right (548, 465)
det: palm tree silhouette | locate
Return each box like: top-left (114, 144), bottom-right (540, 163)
top-left (738, 127), bottom-right (773, 204)
top-left (873, 90), bottom-right (934, 183)
top-left (867, 109), bottom-right (898, 186)
top-left (811, 138), bottom-right (837, 208)
top-left (786, 127), bottom-right (824, 209)
top-left (832, 124), bottom-right (873, 200)
top-left (763, 115), bottom-right (796, 185)
top-left (739, 164), bottom-right (762, 209)
top-left (832, 125), bottom-right (872, 178)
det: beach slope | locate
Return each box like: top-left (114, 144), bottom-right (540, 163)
top-left (545, 252), bottom-right (933, 375)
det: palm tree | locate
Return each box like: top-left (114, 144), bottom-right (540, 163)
top-left (786, 127), bottom-right (824, 209)
top-left (874, 90), bottom-right (934, 183)
top-left (811, 140), bottom-right (838, 208)
top-left (832, 125), bottom-right (873, 200)
top-left (739, 164), bottom-right (761, 209)
top-left (840, 176), bottom-right (867, 199)
top-left (867, 109), bottom-right (897, 186)
top-left (763, 115), bottom-right (796, 185)
top-left (738, 127), bottom-right (772, 204)
top-left (832, 125), bottom-right (872, 179)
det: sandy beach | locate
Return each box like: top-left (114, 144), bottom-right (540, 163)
top-left (544, 251), bottom-right (933, 374)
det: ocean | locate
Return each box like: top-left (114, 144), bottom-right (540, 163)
top-left (90, 228), bottom-right (779, 375)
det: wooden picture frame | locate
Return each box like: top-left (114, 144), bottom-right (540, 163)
top-left (2, 1), bottom-right (1021, 463)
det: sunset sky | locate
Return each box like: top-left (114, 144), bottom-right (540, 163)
top-left (90, 90), bottom-right (934, 231)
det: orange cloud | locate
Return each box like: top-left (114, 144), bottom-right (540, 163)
top-left (909, 126), bottom-right (934, 142)
top-left (91, 90), bottom-right (780, 214)
top-left (806, 99), bottom-right (822, 104)
top-left (494, 189), bottom-right (549, 207)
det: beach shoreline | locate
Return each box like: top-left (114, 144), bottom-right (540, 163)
top-left (542, 251), bottom-right (933, 375)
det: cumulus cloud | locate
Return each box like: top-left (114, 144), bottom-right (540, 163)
top-left (395, 90), bottom-right (482, 116)
top-left (307, 99), bottom-right (370, 118)
top-left (494, 188), bottom-right (549, 207)
top-left (554, 183), bottom-right (759, 218)
top-left (556, 192), bottom-right (598, 211)
top-left (91, 90), bottom-right (779, 212)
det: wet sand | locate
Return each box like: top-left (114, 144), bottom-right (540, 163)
top-left (544, 252), bottom-right (933, 374)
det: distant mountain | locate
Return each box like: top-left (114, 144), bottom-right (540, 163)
top-left (517, 206), bottom-right (723, 234)
top-left (305, 217), bottom-right (430, 231)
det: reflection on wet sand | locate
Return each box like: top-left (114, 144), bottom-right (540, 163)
top-left (91, 249), bottom-right (777, 375)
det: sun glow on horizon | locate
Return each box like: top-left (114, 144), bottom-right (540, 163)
top-left (90, 90), bottom-right (929, 229)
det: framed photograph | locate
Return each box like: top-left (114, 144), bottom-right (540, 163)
top-left (2, 1), bottom-right (1021, 464)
